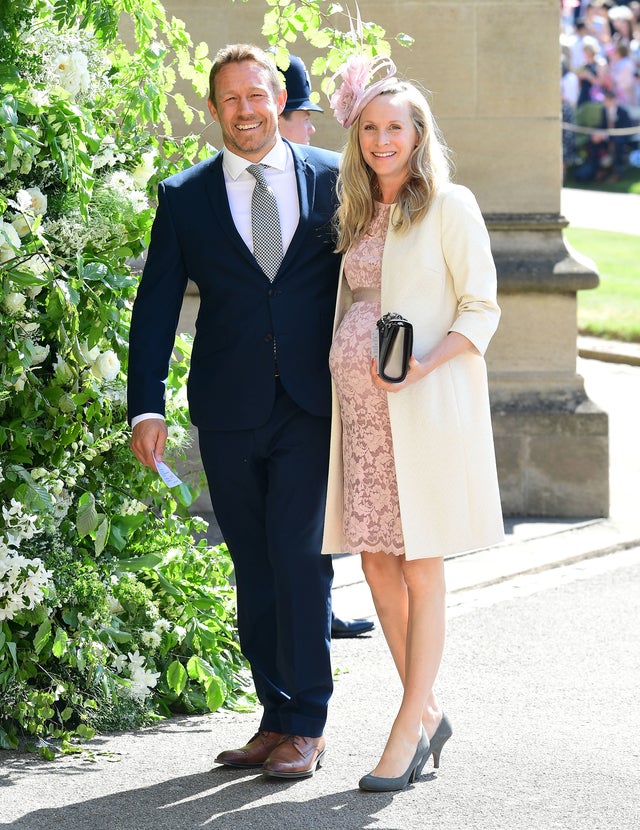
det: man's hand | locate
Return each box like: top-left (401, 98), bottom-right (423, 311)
top-left (130, 418), bottom-right (168, 471)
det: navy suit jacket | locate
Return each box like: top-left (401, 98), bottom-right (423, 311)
top-left (127, 140), bottom-right (341, 431)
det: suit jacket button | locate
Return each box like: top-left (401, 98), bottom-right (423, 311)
top-left (264, 333), bottom-right (273, 342)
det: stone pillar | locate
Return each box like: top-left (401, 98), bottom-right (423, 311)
top-left (160, 0), bottom-right (609, 517)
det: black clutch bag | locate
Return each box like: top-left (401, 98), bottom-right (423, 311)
top-left (376, 312), bottom-right (413, 383)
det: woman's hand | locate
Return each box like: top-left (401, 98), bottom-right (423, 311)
top-left (370, 355), bottom-right (423, 393)
top-left (370, 332), bottom-right (476, 393)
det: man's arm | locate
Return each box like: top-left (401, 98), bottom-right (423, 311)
top-left (127, 179), bottom-right (188, 463)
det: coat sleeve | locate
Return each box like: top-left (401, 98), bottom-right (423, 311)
top-left (440, 186), bottom-right (500, 355)
top-left (127, 181), bottom-right (189, 421)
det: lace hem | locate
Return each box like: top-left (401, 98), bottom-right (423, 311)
top-left (343, 540), bottom-right (405, 557)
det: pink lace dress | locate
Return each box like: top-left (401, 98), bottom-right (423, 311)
top-left (328, 203), bottom-right (405, 556)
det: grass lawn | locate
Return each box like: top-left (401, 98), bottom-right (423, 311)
top-left (564, 227), bottom-right (640, 342)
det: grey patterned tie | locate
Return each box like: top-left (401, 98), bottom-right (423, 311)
top-left (247, 163), bottom-right (284, 281)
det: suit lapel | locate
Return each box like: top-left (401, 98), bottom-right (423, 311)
top-left (204, 153), bottom-right (258, 272)
top-left (279, 142), bottom-right (316, 274)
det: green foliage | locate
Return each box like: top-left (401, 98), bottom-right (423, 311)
top-left (567, 228), bottom-right (640, 342)
top-left (242, 0), bottom-right (414, 100)
top-left (0, 0), bottom-right (249, 757)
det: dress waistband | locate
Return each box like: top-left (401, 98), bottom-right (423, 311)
top-left (352, 287), bottom-right (381, 303)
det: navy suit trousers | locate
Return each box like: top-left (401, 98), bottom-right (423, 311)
top-left (198, 380), bottom-right (333, 737)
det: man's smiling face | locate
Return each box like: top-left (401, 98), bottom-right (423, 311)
top-left (208, 60), bottom-right (286, 162)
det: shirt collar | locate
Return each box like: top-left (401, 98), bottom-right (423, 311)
top-left (222, 138), bottom-right (289, 180)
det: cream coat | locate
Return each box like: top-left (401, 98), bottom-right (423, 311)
top-left (322, 183), bottom-right (504, 560)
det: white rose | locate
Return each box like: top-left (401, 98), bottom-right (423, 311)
top-left (26, 284), bottom-right (45, 299)
top-left (15, 189), bottom-right (33, 212)
top-left (3, 292), bottom-right (27, 315)
top-left (24, 255), bottom-right (48, 277)
top-left (0, 220), bottom-right (22, 263)
top-left (79, 340), bottom-right (100, 365)
top-left (93, 350), bottom-right (120, 381)
top-left (56, 51), bottom-right (90, 96)
top-left (11, 215), bottom-right (33, 238)
top-left (93, 147), bottom-right (116, 170)
top-left (132, 151), bottom-right (157, 188)
top-left (26, 187), bottom-right (47, 216)
top-left (30, 344), bottom-right (50, 366)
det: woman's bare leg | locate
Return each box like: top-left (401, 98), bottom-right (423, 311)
top-left (361, 552), bottom-right (446, 777)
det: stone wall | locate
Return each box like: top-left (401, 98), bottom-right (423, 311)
top-left (158, 0), bottom-right (609, 518)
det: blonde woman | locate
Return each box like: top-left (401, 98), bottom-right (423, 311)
top-left (322, 59), bottom-right (504, 792)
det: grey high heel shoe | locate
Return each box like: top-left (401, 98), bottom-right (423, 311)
top-left (425, 713), bottom-right (453, 769)
top-left (358, 728), bottom-right (430, 793)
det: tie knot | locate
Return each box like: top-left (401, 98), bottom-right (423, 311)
top-left (247, 163), bottom-right (268, 187)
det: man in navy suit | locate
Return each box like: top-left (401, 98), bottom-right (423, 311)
top-left (128, 44), bottom-right (340, 779)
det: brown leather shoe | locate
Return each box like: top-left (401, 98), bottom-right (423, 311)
top-left (215, 730), bottom-right (285, 768)
top-left (262, 734), bottom-right (326, 779)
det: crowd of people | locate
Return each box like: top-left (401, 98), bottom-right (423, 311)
top-left (560, 0), bottom-right (640, 181)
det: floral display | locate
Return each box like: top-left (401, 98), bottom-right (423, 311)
top-left (0, 0), bottom-right (249, 758)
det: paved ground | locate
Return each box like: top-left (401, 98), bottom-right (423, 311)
top-left (561, 187), bottom-right (640, 236)
top-left (2, 546), bottom-right (639, 830)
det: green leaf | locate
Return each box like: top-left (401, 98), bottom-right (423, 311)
top-left (204, 676), bottom-right (224, 712)
top-left (186, 654), bottom-right (217, 683)
top-left (82, 262), bottom-right (108, 281)
top-left (94, 516), bottom-right (110, 556)
top-left (75, 724), bottom-right (95, 740)
top-left (115, 551), bottom-right (164, 571)
top-left (13, 478), bottom-right (54, 513)
top-left (176, 482), bottom-right (193, 507)
top-left (76, 492), bottom-right (99, 538)
top-left (194, 42), bottom-right (209, 59)
top-left (0, 728), bottom-right (19, 750)
top-left (99, 626), bottom-right (132, 644)
top-left (166, 659), bottom-right (188, 694)
top-left (52, 627), bottom-right (69, 658)
top-left (34, 619), bottom-right (52, 655)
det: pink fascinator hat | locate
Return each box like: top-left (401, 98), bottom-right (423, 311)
top-left (329, 53), bottom-right (397, 128)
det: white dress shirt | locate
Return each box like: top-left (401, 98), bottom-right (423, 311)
top-left (132, 139), bottom-right (299, 428)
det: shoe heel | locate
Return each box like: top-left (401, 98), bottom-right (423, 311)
top-left (413, 753), bottom-right (429, 780)
top-left (428, 713), bottom-right (452, 770)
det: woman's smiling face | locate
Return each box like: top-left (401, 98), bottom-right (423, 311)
top-left (358, 94), bottom-right (419, 194)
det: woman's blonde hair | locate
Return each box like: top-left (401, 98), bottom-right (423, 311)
top-left (334, 81), bottom-right (452, 253)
